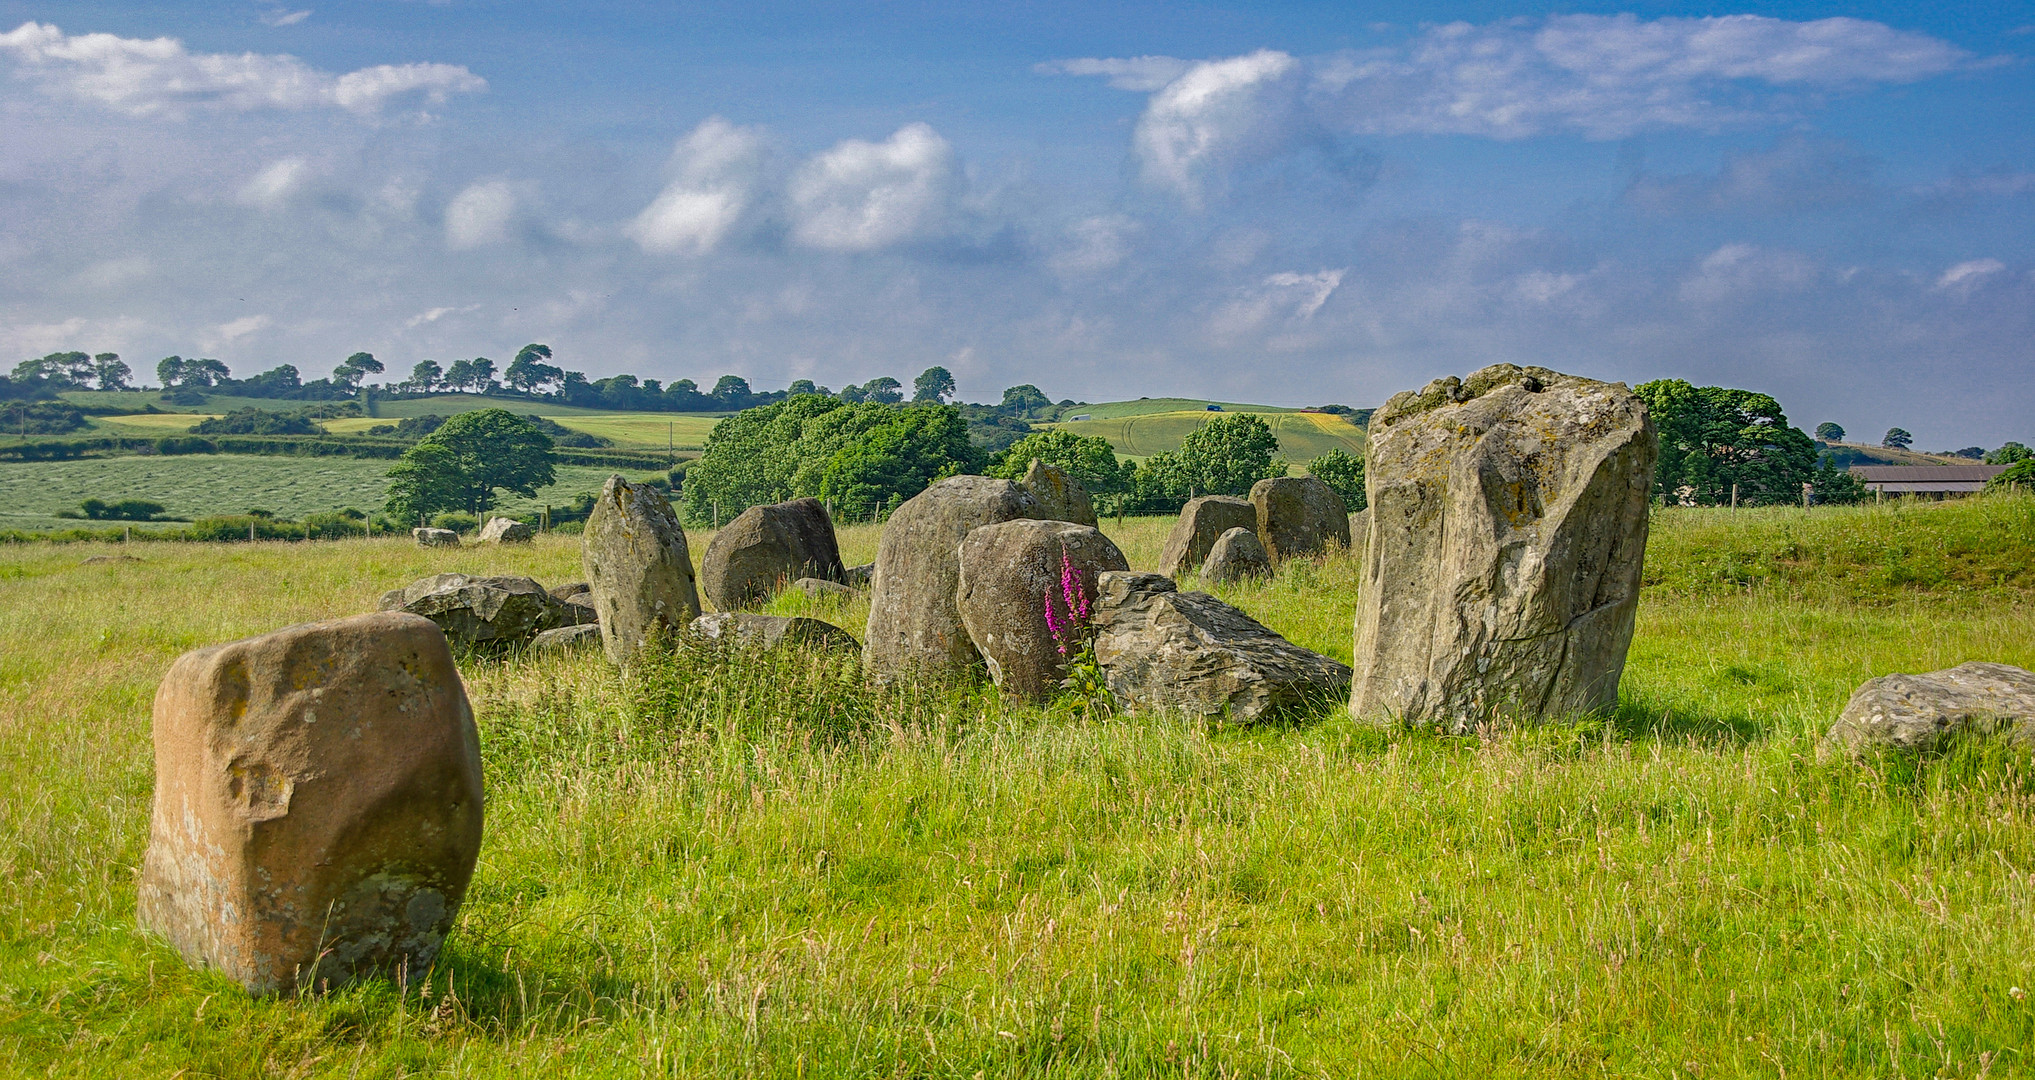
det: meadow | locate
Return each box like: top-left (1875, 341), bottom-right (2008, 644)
top-left (4, 496), bottom-right (2035, 1076)
top-left (1043, 410), bottom-right (1366, 463)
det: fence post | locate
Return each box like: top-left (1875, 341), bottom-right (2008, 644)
top-left (249, 521), bottom-right (256, 542)
top-left (1802, 482), bottom-right (1812, 509)
top-left (1730, 483), bottom-right (1738, 509)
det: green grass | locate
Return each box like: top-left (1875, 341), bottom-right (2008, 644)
top-left (0, 456), bottom-right (668, 530)
top-left (60, 390), bottom-right (735, 424)
top-left (1058, 398), bottom-right (1305, 420)
top-left (1043, 409), bottom-right (1366, 462)
top-left (5, 497), bottom-right (2035, 1075)
top-left (320, 412), bottom-right (725, 450)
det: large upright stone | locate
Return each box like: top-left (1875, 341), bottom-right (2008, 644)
top-left (1091, 572), bottom-right (1351, 723)
top-left (138, 612), bottom-right (483, 995)
top-left (1251, 476), bottom-right (1349, 562)
top-left (956, 519), bottom-right (1130, 702)
top-left (1157, 496), bottom-right (1256, 577)
top-left (1201, 526), bottom-right (1271, 585)
top-left (700, 497), bottom-right (845, 611)
top-left (1020, 459), bottom-right (1097, 527)
top-left (1824, 662), bottom-right (2035, 754)
top-left (864, 475), bottom-right (1041, 683)
top-left (1351, 364), bottom-right (1656, 731)
top-left (583, 476), bottom-right (701, 665)
top-left (1348, 507), bottom-right (1371, 556)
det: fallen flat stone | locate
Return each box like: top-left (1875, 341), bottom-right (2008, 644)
top-left (865, 475), bottom-right (1041, 684)
top-left (379, 573), bottom-right (577, 648)
top-left (1020, 459), bottom-right (1097, 527)
top-left (843, 563), bottom-right (874, 588)
top-left (957, 519), bottom-right (1129, 702)
top-left (549, 581), bottom-right (590, 601)
top-left (412, 527), bottom-right (460, 548)
top-left (476, 516), bottom-right (535, 544)
top-left (583, 476), bottom-right (701, 665)
top-left (1824, 662), bottom-right (2035, 754)
top-left (1091, 571), bottom-right (1351, 723)
top-left (1351, 364), bottom-right (1656, 731)
top-left (690, 612), bottom-right (861, 655)
top-left (1158, 496), bottom-right (1256, 578)
top-left (794, 576), bottom-right (857, 601)
top-left (1250, 476), bottom-right (1349, 563)
top-left (138, 611), bottom-right (482, 995)
top-left (531, 623), bottom-right (603, 654)
top-left (1201, 526), bottom-right (1271, 585)
top-left (700, 497), bottom-right (846, 611)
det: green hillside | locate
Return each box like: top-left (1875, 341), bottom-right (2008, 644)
top-left (1043, 409), bottom-right (1366, 462)
top-left (1056, 397), bottom-right (1304, 420)
top-left (60, 390), bottom-right (732, 423)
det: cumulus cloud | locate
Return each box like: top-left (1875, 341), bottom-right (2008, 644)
top-left (1679, 243), bottom-right (1818, 304)
top-left (1212, 268), bottom-right (1345, 336)
top-left (0, 21), bottom-right (484, 118)
top-left (444, 180), bottom-right (517, 249)
top-left (258, 8), bottom-right (313, 28)
top-left (626, 118), bottom-right (767, 255)
top-left (787, 123), bottom-right (959, 251)
top-left (237, 156), bottom-right (309, 209)
top-left (1937, 258), bottom-right (2006, 289)
top-left (1051, 14), bottom-right (1979, 198)
top-left (406, 303), bottom-right (479, 328)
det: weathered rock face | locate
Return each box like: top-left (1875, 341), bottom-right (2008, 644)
top-left (1020, 459), bottom-right (1097, 527)
top-left (794, 577), bottom-right (857, 601)
top-left (1824, 662), bottom-right (2035, 754)
top-left (549, 582), bottom-right (590, 601)
top-left (1348, 507), bottom-right (1371, 557)
top-left (843, 563), bottom-right (874, 588)
top-left (531, 623), bottom-right (602, 654)
top-left (413, 527), bottom-right (460, 548)
top-left (1350, 364), bottom-right (1656, 731)
top-left (1251, 476), bottom-right (1350, 563)
top-left (1091, 572), bottom-right (1351, 723)
top-left (1201, 527), bottom-right (1271, 585)
top-left (476, 516), bottom-right (535, 544)
top-left (583, 476), bottom-right (701, 665)
top-left (865, 476), bottom-right (1041, 683)
top-left (138, 612), bottom-right (483, 995)
top-left (690, 612), bottom-right (861, 655)
top-left (956, 519), bottom-right (1130, 702)
top-left (379, 573), bottom-right (577, 647)
top-left (1157, 496), bottom-right (1257, 578)
top-left (700, 498), bottom-right (846, 611)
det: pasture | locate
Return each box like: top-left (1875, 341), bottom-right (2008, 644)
top-left (4, 495), bottom-right (2034, 1075)
top-left (1044, 409), bottom-right (1367, 462)
top-left (319, 412), bottom-right (724, 450)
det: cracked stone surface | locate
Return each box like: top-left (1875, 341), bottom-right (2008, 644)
top-left (1350, 364), bottom-right (1656, 730)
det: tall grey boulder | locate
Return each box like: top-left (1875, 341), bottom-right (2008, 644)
top-left (583, 476), bottom-right (701, 665)
top-left (957, 519), bottom-right (1129, 702)
top-left (1348, 507), bottom-right (1371, 557)
top-left (699, 497), bottom-right (845, 611)
top-left (1020, 459), bottom-right (1097, 527)
top-left (864, 475), bottom-right (1041, 683)
top-left (1251, 476), bottom-right (1349, 562)
top-left (1824, 662), bottom-right (2035, 754)
top-left (1350, 365), bottom-right (1656, 731)
top-left (1201, 527), bottom-right (1271, 585)
top-left (1091, 572), bottom-right (1350, 723)
top-left (1157, 496), bottom-right (1256, 577)
top-left (139, 612), bottom-right (482, 994)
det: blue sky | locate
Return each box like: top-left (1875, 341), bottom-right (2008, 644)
top-left (2, 2), bottom-right (2031, 446)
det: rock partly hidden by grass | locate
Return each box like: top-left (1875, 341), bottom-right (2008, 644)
top-left (2, 495), bottom-right (2034, 1075)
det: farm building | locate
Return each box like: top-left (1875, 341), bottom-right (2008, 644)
top-left (1849, 464), bottom-right (2007, 498)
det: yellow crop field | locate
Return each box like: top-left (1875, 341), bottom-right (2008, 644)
top-left (320, 412), bottom-right (723, 449)
top-left (1043, 409), bottom-right (1365, 462)
top-left (88, 413), bottom-right (217, 434)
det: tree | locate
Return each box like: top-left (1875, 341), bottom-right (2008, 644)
top-left (819, 405), bottom-right (979, 519)
top-left (331, 351), bottom-right (383, 390)
top-left (443, 359), bottom-right (475, 392)
top-left (1000, 384), bottom-right (1051, 417)
top-left (409, 359), bottom-right (443, 391)
top-left (15, 352), bottom-right (92, 388)
top-left (913, 366), bottom-right (956, 404)
top-left (1882, 427), bottom-right (1913, 450)
top-left (1176, 413), bottom-right (1284, 496)
top-left (1987, 442), bottom-right (2032, 465)
top-left (468, 357), bottom-right (497, 391)
top-left (92, 353), bottom-right (130, 391)
top-left (1814, 422), bottom-right (1845, 442)
top-left (506, 344), bottom-right (563, 393)
top-left (384, 408), bottom-right (555, 516)
top-left (157, 356), bottom-right (229, 389)
top-left (1636, 379), bottom-right (1848, 506)
top-left (986, 429), bottom-right (1132, 501)
top-left (787, 379), bottom-right (820, 396)
top-left (861, 376), bottom-right (903, 404)
top-left (1307, 447), bottom-right (1366, 511)
top-left (1988, 458), bottom-right (2035, 492)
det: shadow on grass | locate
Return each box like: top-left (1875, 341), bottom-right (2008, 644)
top-left (1607, 691), bottom-right (1767, 745)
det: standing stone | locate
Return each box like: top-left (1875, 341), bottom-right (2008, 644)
top-left (1348, 508), bottom-right (1371, 557)
top-left (583, 476), bottom-right (701, 665)
top-left (138, 612), bottom-right (483, 995)
top-left (412, 527), bottom-right (460, 548)
top-left (1201, 527), bottom-right (1271, 584)
top-left (476, 516), bottom-right (535, 544)
top-left (1020, 459), bottom-right (1097, 527)
top-left (864, 475), bottom-right (1041, 683)
top-left (1157, 496), bottom-right (1256, 577)
top-left (1251, 476), bottom-right (1349, 562)
top-left (957, 519), bottom-right (1129, 702)
top-left (699, 497), bottom-right (845, 611)
top-left (1351, 365), bottom-right (1656, 731)
top-left (1823, 662), bottom-right (2035, 754)
top-left (1091, 572), bottom-right (1351, 723)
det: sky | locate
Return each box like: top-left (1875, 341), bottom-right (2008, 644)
top-left (1, 1), bottom-right (2031, 447)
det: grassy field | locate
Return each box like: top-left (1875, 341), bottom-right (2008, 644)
top-left (0, 457), bottom-right (669, 531)
top-left (318, 412), bottom-right (725, 450)
top-left (60, 390), bottom-right (734, 424)
top-left (4, 496), bottom-right (2035, 1076)
top-left (1060, 398), bottom-right (1304, 420)
top-left (1043, 409), bottom-right (1366, 462)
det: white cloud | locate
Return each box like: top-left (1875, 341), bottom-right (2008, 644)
top-left (1212, 268), bottom-right (1345, 336)
top-left (0, 21), bottom-right (484, 119)
top-left (259, 8), bottom-right (313, 28)
top-left (787, 123), bottom-right (958, 251)
top-left (1917, 173), bottom-right (2035, 199)
top-left (1937, 258), bottom-right (2006, 289)
top-left (1048, 215), bottom-right (1140, 276)
top-left (626, 117), bottom-right (766, 255)
top-left (72, 255), bottom-right (152, 290)
top-left (405, 303), bottom-right (478, 328)
top-left (237, 156), bottom-right (308, 209)
top-left (1131, 50), bottom-right (1300, 200)
top-left (444, 181), bottom-right (517, 249)
top-left (1033, 56), bottom-right (1190, 91)
top-left (1680, 243), bottom-right (1818, 303)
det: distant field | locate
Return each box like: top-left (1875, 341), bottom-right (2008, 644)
top-left (1058, 397), bottom-right (1303, 420)
top-left (0, 456), bottom-right (667, 530)
top-left (60, 390), bottom-right (733, 424)
top-left (87, 413), bottom-right (218, 435)
top-left (320, 411), bottom-right (724, 449)
top-left (1043, 409), bottom-right (1366, 462)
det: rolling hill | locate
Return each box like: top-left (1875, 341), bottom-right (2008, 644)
top-left (1041, 408), bottom-right (1366, 463)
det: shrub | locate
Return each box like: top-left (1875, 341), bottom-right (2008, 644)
top-left (430, 511), bottom-right (479, 533)
top-left (154, 436), bottom-right (216, 455)
top-left (187, 515), bottom-right (308, 542)
top-left (191, 409), bottom-right (320, 436)
top-left (0, 402), bottom-right (88, 435)
top-left (1307, 448), bottom-right (1366, 511)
